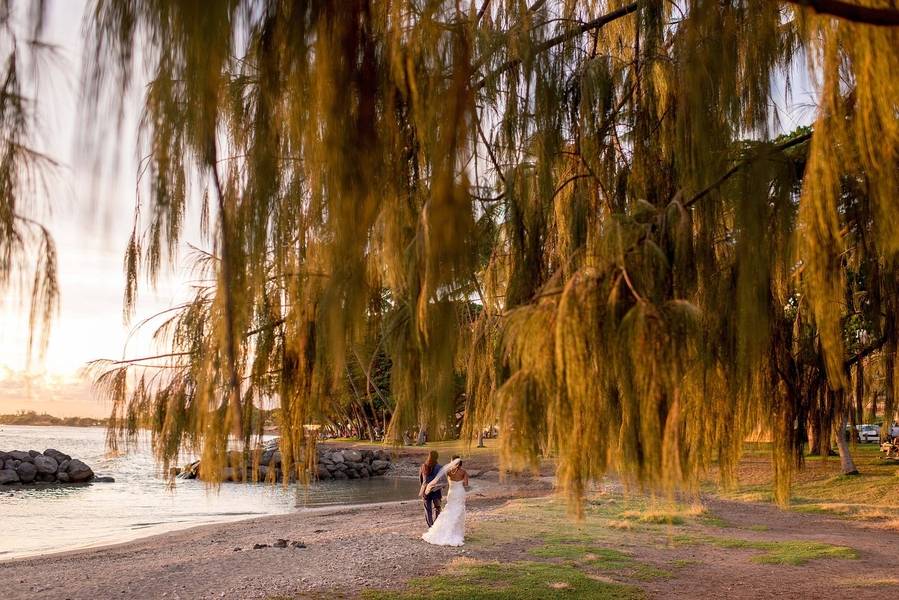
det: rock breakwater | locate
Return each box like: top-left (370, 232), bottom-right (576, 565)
top-left (178, 442), bottom-right (392, 483)
top-left (0, 449), bottom-right (101, 485)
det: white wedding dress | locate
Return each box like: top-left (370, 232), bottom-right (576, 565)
top-left (422, 477), bottom-right (466, 546)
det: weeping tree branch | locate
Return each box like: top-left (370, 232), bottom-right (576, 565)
top-left (685, 131), bottom-right (813, 208)
top-left (475, 2), bottom-right (639, 90)
top-left (209, 142), bottom-right (243, 438)
top-left (782, 0), bottom-right (899, 26)
top-left (844, 335), bottom-right (889, 369)
top-left (245, 318), bottom-right (286, 337)
top-left (102, 351), bottom-right (194, 365)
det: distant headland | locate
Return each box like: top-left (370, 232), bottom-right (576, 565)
top-left (0, 411), bottom-right (107, 427)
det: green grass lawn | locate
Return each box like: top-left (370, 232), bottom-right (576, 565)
top-left (303, 440), bottom-right (886, 599)
top-left (721, 443), bottom-right (899, 525)
top-left (673, 535), bottom-right (858, 565)
top-left (362, 561), bottom-right (645, 600)
top-left (360, 489), bottom-right (860, 600)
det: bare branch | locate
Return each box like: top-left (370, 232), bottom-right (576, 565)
top-left (782, 0), bottom-right (899, 26)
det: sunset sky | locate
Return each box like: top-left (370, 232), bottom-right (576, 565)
top-left (0, 2), bottom-right (196, 418)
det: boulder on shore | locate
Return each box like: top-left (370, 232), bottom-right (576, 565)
top-left (65, 459), bottom-right (94, 483)
top-left (0, 469), bottom-right (19, 484)
top-left (16, 462), bottom-right (37, 483)
top-left (33, 455), bottom-right (58, 474)
top-left (43, 449), bottom-right (71, 463)
top-left (371, 459), bottom-right (390, 473)
top-left (343, 449), bottom-right (363, 463)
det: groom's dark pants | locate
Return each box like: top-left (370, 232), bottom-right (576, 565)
top-left (423, 490), bottom-right (442, 527)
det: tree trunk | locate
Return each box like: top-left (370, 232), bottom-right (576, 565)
top-left (833, 390), bottom-right (860, 475)
top-left (854, 361), bottom-right (864, 424)
top-left (416, 424), bottom-right (428, 446)
top-left (885, 341), bottom-right (895, 429)
top-left (808, 387), bottom-right (829, 456)
top-left (808, 395), bottom-right (822, 456)
top-left (353, 402), bottom-right (376, 442)
top-left (477, 428), bottom-right (485, 448)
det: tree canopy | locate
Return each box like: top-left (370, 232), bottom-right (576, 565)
top-left (4, 0), bottom-right (899, 508)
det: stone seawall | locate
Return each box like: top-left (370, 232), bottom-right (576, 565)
top-left (316, 447), bottom-right (392, 480)
top-left (0, 449), bottom-right (101, 485)
top-left (178, 442), bottom-right (392, 483)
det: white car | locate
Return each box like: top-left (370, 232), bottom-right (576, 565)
top-left (856, 424), bottom-right (881, 443)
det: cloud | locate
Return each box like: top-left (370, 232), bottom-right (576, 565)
top-left (0, 368), bottom-right (109, 418)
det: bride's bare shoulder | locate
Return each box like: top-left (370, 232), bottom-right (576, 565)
top-left (450, 467), bottom-right (468, 480)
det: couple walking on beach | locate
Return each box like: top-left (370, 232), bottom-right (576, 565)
top-left (418, 450), bottom-right (469, 546)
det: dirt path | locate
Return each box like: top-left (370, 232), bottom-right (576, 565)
top-left (634, 497), bottom-right (899, 599)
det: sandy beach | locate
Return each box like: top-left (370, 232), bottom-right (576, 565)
top-left (0, 445), bottom-right (539, 599)
top-left (1, 469), bottom-right (543, 600)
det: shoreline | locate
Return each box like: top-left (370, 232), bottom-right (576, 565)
top-left (0, 471), bottom-right (532, 600)
top-left (1, 472), bottom-right (501, 562)
top-left (0, 488), bottom-right (434, 564)
top-left (1, 475), bottom-right (428, 563)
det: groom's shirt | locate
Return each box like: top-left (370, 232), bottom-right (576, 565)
top-left (420, 462), bottom-right (442, 485)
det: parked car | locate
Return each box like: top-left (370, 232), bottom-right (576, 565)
top-left (857, 424), bottom-right (881, 443)
top-left (843, 424), bottom-right (882, 443)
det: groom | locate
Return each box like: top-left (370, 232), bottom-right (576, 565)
top-left (419, 450), bottom-right (442, 527)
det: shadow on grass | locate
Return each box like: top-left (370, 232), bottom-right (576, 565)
top-left (362, 560), bottom-right (645, 600)
top-left (673, 535), bottom-right (858, 565)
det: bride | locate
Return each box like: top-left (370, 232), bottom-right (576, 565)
top-left (421, 456), bottom-right (469, 546)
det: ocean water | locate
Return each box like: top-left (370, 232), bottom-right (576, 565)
top-left (0, 425), bottom-right (419, 560)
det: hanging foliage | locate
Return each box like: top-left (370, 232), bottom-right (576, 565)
top-left (71, 0), bottom-right (899, 506)
top-left (0, 1), bottom-right (58, 358)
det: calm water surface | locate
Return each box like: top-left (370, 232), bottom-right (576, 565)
top-left (0, 425), bottom-right (418, 559)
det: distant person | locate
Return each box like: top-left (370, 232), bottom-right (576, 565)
top-left (418, 451), bottom-right (442, 527)
top-left (421, 455), bottom-right (470, 546)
